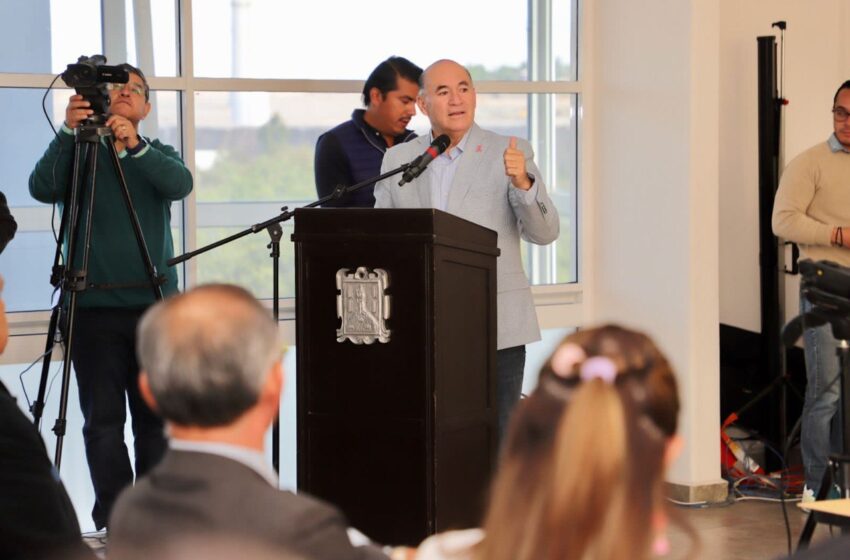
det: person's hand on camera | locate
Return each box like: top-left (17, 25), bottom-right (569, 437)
top-left (106, 115), bottom-right (139, 152)
top-left (64, 94), bottom-right (93, 129)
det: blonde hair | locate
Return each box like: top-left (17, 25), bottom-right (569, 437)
top-left (474, 325), bottom-right (687, 560)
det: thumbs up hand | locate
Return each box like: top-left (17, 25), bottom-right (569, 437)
top-left (503, 136), bottom-right (532, 190)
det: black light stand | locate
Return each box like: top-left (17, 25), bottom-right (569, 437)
top-left (167, 161), bottom-right (414, 473)
top-left (30, 117), bottom-right (165, 469)
top-left (727, 27), bottom-right (799, 464)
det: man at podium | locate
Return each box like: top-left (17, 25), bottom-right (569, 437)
top-left (374, 59), bottom-right (560, 439)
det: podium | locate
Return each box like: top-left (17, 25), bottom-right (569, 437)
top-left (292, 208), bottom-right (499, 546)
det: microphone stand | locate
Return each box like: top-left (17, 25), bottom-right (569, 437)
top-left (167, 161), bottom-right (411, 476)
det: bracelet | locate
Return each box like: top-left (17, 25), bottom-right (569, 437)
top-left (834, 227), bottom-right (845, 248)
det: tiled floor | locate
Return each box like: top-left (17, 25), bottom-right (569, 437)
top-left (83, 499), bottom-right (844, 559)
top-left (671, 498), bottom-right (839, 559)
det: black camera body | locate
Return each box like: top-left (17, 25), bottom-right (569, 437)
top-left (61, 55), bottom-right (129, 118)
top-left (800, 259), bottom-right (850, 302)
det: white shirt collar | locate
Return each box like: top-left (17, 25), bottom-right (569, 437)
top-left (169, 439), bottom-right (279, 487)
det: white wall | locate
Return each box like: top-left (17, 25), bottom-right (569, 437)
top-left (719, 0), bottom-right (850, 332)
top-left (585, 0), bottom-right (721, 488)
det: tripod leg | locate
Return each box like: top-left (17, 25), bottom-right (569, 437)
top-left (53, 140), bottom-right (99, 469)
top-left (30, 305), bottom-right (61, 427)
top-left (32, 139), bottom-right (88, 427)
top-left (105, 141), bottom-right (164, 301)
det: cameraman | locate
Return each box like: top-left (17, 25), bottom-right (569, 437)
top-left (772, 79), bottom-right (850, 502)
top-left (28, 63), bottom-right (193, 530)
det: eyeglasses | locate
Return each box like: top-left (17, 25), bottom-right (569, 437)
top-left (106, 82), bottom-right (146, 97)
top-left (833, 106), bottom-right (850, 122)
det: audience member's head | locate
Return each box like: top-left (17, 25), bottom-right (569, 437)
top-left (136, 284), bottom-right (282, 443)
top-left (475, 324), bottom-right (685, 560)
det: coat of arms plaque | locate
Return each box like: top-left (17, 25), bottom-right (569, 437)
top-left (335, 267), bottom-right (391, 344)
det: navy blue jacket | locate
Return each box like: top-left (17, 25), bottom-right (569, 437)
top-left (314, 109), bottom-right (415, 207)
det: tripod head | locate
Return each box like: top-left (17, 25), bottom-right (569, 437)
top-left (75, 115), bottom-right (117, 144)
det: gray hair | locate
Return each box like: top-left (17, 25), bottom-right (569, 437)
top-left (137, 284), bottom-right (281, 427)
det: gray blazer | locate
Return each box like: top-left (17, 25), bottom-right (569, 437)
top-left (375, 124), bottom-right (559, 349)
top-left (108, 450), bottom-right (389, 560)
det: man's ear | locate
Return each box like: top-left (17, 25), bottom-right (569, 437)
top-left (138, 372), bottom-right (159, 412)
top-left (369, 87), bottom-right (384, 107)
top-left (141, 101), bottom-right (152, 121)
top-left (261, 362), bottom-right (284, 407)
top-left (417, 95), bottom-right (428, 117)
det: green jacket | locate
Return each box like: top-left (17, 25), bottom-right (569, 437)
top-left (29, 127), bottom-right (193, 308)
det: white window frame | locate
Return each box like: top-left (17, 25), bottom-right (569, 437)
top-left (1, 0), bottom-right (586, 364)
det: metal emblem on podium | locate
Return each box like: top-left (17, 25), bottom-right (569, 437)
top-left (336, 267), bottom-right (391, 344)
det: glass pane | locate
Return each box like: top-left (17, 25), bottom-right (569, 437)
top-left (0, 0), bottom-right (100, 75)
top-left (2, 88), bottom-right (184, 312)
top-left (553, 0), bottom-right (578, 81)
top-left (193, 0), bottom-right (528, 80)
top-left (118, 0), bottom-right (180, 77)
top-left (470, 93), bottom-right (577, 285)
top-left (192, 90), bottom-right (576, 294)
top-left (554, 94), bottom-right (578, 283)
top-left (0, 0), bottom-right (177, 77)
top-left (193, 91), bottom-right (370, 298)
top-left (1, 87), bottom-right (75, 312)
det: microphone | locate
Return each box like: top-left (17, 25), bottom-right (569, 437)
top-left (398, 134), bottom-right (451, 186)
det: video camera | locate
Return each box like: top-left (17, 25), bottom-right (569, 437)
top-left (61, 55), bottom-right (129, 119)
top-left (800, 259), bottom-right (850, 303)
top-left (781, 259), bottom-right (850, 346)
top-left (796, 259), bottom-right (850, 340)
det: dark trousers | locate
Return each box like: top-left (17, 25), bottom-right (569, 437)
top-left (70, 307), bottom-right (166, 529)
top-left (496, 345), bottom-right (526, 442)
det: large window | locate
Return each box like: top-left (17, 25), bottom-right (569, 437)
top-left (2, 0), bottom-right (578, 313)
top-left (0, 0), bottom-right (581, 532)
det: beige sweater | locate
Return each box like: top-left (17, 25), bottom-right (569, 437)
top-left (772, 140), bottom-right (850, 267)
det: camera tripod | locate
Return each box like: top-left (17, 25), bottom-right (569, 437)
top-left (30, 115), bottom-right (164, 469)
top-left (785, 285), bottom-right (850, 549)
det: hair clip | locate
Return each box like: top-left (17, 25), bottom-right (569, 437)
top-left (579, 356), bottom-right (618, 384)
top-left (550, 343), bottom-right (587, 378)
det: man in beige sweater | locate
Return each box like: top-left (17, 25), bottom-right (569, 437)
top-left (772, 79), bottom-right (850, 500)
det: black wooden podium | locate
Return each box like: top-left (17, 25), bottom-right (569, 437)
top-left (292, 208), bottom-right (499, 546)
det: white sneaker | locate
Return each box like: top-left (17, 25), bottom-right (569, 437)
top-left (800, 486), bottom-right (816, 512)
top-left (801, 486), bottom-right (816, 502)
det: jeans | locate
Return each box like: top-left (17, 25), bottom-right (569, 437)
top-left (71, 307), bottom-right (167, 529)
top-left (800, 292), bottom-right (843, 493)
top-left (496, 345), bottom-right (526, 443)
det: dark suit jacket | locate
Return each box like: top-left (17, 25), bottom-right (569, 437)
top-left (0, 381), bottom-right (90, 560)
top-left (0, 191), bottom-right (16, 254)
top-left (108, 450), bottom-right (389, 560)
